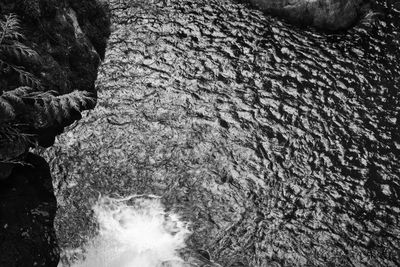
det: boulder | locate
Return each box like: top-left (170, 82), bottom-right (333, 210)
top-left (247, 0), bottom-right (370, 30)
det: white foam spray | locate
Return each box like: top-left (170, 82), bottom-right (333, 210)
top-left (68, 195), bottom-right (191, 267)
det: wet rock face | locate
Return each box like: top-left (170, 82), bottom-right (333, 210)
top-left (0, 153), bottom-right (59, 267)
top-left (246, 0), bottom-right (370, 30)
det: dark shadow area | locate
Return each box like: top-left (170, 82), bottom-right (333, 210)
top-left (0, 153), bottom-right (59, 267)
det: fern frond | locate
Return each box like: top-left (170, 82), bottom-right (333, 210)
top-left (59, 96), bottom-right (72, 118)
top-left (24, 90), bottom-right (56, 100)
top-left (44, 90), bottom-right (95, 123)
top-left (1, 87), bottom-right (95, 128)
top-left (0, 125), bottom-right (19, 141)
top-left (50, 100), bottom-right (64, 124)
top-left (0, 87), bottom-right (34, 122)
top-left (2, 90), bottom-right (25, 107)
top-left (0, 42), bottom-right (39, 61)
top-left (0, 124), bottom-right (31, 143)
top-left (32, 100), bottom-right (49, 127)
top-left (1, 87), bottom-right (35, 117)
top-left (41, 98), bottom-right (57, 123)
top-left (0, 59), bottom-right (42, 89)
top-left (4, 86), bottom-right (33, 96)
top-left (0, 123), bottom-right (33, 163)
top-left (64, 90), bottom-right (96, 108)
top-left (0, 58), bottom-right (12, 72)
top-left (0, 97), bottom-right (16, 121)
top-left (3, 14), bottom-right (21, 33)
top-left (0, 14), bottom-right (42, 89)
top-left (11, 65), bottom-right (42, 89)
top-left (52, 91), bottom-right (95, 117)
top-left (0, 14), bottom-right (22, 44)
top-left (4, 30), bottom-right (24, 41)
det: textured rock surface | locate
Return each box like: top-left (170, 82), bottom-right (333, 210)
top-left (45, 0), bottom-right (400, 266)
top-left (246, 0), bottom-right (370, 30)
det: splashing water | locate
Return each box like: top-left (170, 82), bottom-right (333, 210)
top-left (68, 195), bottom-right (191, 267)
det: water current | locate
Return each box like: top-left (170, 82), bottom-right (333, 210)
top-left (44, 0), bottom-right (400, 266)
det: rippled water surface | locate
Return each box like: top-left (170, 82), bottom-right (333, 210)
top-left (45, 0), bottom-right (400, 266)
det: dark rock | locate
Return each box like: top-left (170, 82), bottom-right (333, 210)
top-left (0, 153), bottom-right (59, 267)
top-left (246, 0), bottom-right (370, 30)
top-left (0, 162), bottom-right (14, 180)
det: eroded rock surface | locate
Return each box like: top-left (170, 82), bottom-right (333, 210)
top-left (45, 0), bottom-right (399, 266)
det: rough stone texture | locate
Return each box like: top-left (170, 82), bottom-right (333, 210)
top-left (44, 0), bottom-right (400, 266)
top-left (246, 0), bottom-right (370, 30)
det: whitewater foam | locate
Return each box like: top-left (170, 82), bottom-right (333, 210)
top-left (66, 195), bottom-right (191, 267)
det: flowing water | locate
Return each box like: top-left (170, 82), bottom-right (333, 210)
top-left (44, 0), bottom-right (400, 266)
top-left (68, 196), bottom-right (191, 267)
